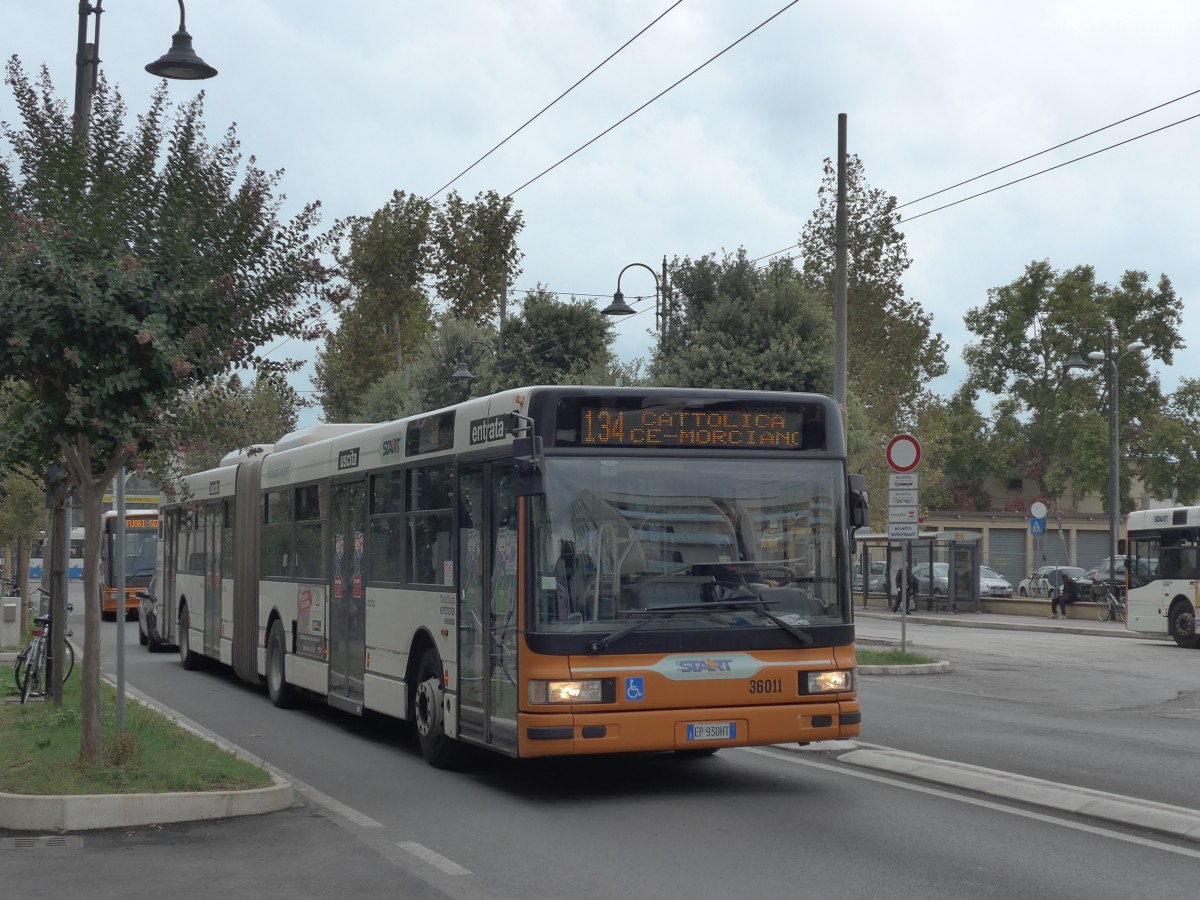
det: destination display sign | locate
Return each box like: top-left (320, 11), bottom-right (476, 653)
top-left (578, 406), bottom-right (814, 450)
top-left (124, 518), bottom-right (159, 530)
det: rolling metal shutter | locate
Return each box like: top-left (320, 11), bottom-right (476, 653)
top-left (1076, 530), bottom-right (1111, 570)
top-left (987, 528), bottom-right (1026, 586)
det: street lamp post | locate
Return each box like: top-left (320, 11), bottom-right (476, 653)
top-left (66, 0), bottom-right (217, 717)
top-left (449, 340), bottom-right (497, 383)
top-left (1065, 326), bottom-right (1145, 617)
top-left (602, 258), bottom-right (671, 339)
top-left (75, 1), bottom-right (217, 140)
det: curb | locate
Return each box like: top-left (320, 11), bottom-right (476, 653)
top-left (839, 747), bottom-right (1200, 843)
top-left (0, 777), bottom-right (294, 832)
top-left (859, 660), bottom-right (952, 675)
top-left (0, 676), bottom-right (295, 832)
top-left (857, 609), bottom-right (1170, 640)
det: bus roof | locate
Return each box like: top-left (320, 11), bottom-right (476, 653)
top-left (1126, 506), bottom-right (1200, 531)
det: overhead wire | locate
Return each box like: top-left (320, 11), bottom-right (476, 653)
top-left (507, 0), bottom-right (802, 197)
top-left (425, 0), bottom-right (684, 201)
top-left (269, 92), bottom-right (1200, 373)
top-left (743, 90), bottom-right (1200, 269)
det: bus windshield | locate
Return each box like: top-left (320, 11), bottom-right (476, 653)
top-left (532, 456), bottom-right (849, 633)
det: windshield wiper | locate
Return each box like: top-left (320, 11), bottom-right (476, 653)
top-left (585, 598), bottom-right (813, 655)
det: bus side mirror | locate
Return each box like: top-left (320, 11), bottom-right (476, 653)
top-left (848, 474), bottom-right (870, 529)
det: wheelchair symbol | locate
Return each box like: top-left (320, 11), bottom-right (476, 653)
top-left (625, 677), bottom-right (645, 702)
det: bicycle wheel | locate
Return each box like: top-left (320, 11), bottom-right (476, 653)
top-left (59, 638), bottom-right (75, 684)
top-left (1096, 591), bottom-right (1113, 621)
top-left (13, 645), bottom-right (29, 694)
top-left (20, 639), bottom-right (43, 704)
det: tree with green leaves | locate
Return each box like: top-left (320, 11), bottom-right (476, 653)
top-left (1138, 377), bottom-right (1200, 505)
top-left (649, 252), bottom-right (834, 392)
top-left (357, 290), bottom-right (620, 423)
top-left (479, 288), bottom-right (615, 393)
top-left (0, 464), bottom-right (44, 629)
top-left (360, 317), bottom-right (498, 422)
top-left (433, 189), bottom-right (524, 325)
top-left (314, 191), bottom-right (434, 421)
top-left (799, 155), bottom-right (948, 431)
top-left (316, 189), bottom-right (524, 420)
top-left (142, 373), bottom-right (306, 485)
top-left (962, 260), bottom-right (1183, 512)
top-left (0, 61), bottom-right (343, 762)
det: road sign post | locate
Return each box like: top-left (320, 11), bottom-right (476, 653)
top-left (886, 435), bottom-right (922, 647)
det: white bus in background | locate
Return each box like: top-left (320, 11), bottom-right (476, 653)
top-left (28, 527), bottom-right (85, 584)
top-left (1124, 506), bottom-right (1200, 648)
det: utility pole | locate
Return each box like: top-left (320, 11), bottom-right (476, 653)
top-left (834, 114), bottom-right (849, 424)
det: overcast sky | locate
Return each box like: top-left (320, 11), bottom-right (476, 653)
top-left (7, 0), bottom-right (1199, 429)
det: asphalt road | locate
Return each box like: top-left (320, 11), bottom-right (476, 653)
top-left (4, 597), bottom-right (1198, 900)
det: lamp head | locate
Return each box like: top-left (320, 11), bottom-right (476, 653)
top-left (1063, 346), bottom-right (1090, 372)
top-left (450, 359), bottom-right (476, 382)
top-left (602, 289), bottom-right (636, 317)
top-left (145, 28), bottom-right (218, 80)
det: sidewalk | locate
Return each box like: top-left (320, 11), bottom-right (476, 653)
top-left (855, 606), bottom-right (1167, 640)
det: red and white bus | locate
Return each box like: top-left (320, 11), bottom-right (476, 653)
top-left (155, 386), bottom-right (869, 767)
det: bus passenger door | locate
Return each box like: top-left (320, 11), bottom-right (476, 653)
top-left (330, 481), bottom-right (367, 711)
top-left (456, 463), bottom-right (519, 753)
top-left (204, 504), bottom-right (221, 657)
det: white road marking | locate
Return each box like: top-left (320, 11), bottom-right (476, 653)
top-left (398, 841), bottom-right (472, 876)
top-left (739, 746), bottom-right (1200, 860)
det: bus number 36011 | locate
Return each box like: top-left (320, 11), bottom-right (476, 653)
top-left (749, 678), bottom-right (783, 694)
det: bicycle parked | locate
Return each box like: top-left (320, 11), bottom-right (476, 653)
top-left (13, 595), bottom-right (75, 704)
top-left (1094, 584), bottom-right (1125, 622)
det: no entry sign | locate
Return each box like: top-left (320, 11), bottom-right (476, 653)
top-left (886, 434), bottom-right (921, 473)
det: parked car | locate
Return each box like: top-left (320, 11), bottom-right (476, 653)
top-left (911, 562), bottom-right (985, 598)
top-left (978, 565), bottom-right (1014, 597)
top-left (852, 560), bottom-right (888, 593)
top-left (1017, 565), bottom-right (1086, 599)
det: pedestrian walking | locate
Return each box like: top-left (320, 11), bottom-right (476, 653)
top-left (893, 565), bottom-right (917, 613)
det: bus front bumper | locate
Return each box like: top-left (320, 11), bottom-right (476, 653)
top-left (516, 699), bottom-right (861, 758)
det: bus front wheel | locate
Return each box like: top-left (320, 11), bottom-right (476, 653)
top-left (266, 620), bottom-right (299, 708)
top-left (1168, 601), bottom-right (1200, 649)
top-left (414, 647), bottom-right (465, 769)
top-left (178, 605), bottom-right (201, 670)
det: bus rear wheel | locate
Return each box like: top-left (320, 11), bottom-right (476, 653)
top-left (1168, 601), bottom-right (1200, 649)
top-left (414, 647), bottom-right (465, 769)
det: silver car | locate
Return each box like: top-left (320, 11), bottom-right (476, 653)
top-left (979, 565), bottom-right (1013, 598)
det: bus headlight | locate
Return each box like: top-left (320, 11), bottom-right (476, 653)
top-left (528, 679), bottom-right (607, 705)
top-left (805, 670), bottom-right (855, 693)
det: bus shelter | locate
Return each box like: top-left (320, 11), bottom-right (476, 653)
top-left (854, 530), bottom-right (983, 612)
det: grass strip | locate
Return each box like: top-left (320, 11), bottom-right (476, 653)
top-left (0, 667), bottom-right (272, 795)
top-left (857, 647), bottom-right (938, 666)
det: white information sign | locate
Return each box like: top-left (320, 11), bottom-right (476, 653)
top-left (889, 472), bottom-right (917, 490)
top-left (889, 489), bottom-right (918, 507)
top-left (888, 523), bottom-right (919, 540)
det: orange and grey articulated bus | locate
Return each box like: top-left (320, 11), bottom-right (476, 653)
top-left (152, 386), bottom-right (869, 768)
